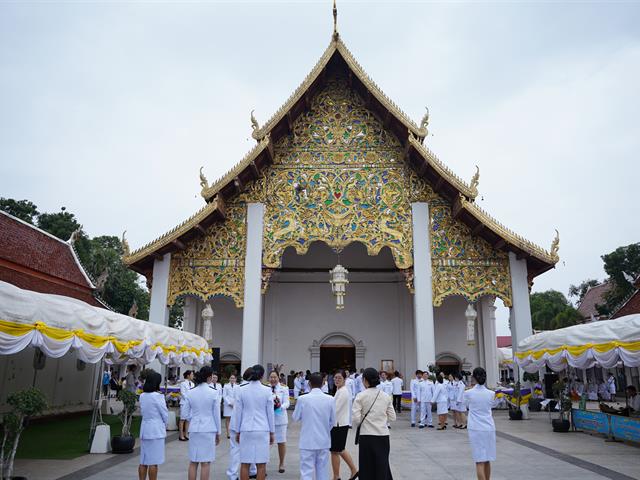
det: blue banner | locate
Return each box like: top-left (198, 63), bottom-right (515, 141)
top-left (572, 409), bottom-right (609, 435)
top-left (610, 414), bottom-right (640, 442)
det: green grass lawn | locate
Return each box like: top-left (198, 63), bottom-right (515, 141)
top-left (15, 414), bottom-right (141, 460)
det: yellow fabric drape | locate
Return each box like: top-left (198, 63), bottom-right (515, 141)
top-left (515, 340), bottom-right (640, 360)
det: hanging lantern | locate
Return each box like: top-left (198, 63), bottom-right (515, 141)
top-left (329, 264), bottom-right (349, 310)
top-left (465, 303), bottom-right (477, 346)
top-left (201, 304), bottom-right (214, 342)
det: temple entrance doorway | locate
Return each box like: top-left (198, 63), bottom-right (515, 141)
top-left (320, 345), bottom-right (356, 373)
top-left (436, 353), bottom-right (461, 376)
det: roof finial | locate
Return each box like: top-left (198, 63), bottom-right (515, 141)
top-left (251, 109), bottom-right (262, 140)
top-left (332, 0), bottom-right (339, 40)
top-left (550, 229), bottom-right (560, 261)
top-left (469, 165), bottom-right (480, 200)
top-left (418, 106), bottom-right (429, 140)
top-left (121, 230), bottom-right (131, 257)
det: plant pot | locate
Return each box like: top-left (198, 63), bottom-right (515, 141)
top-left (551, 419), bottom-right (570, 432)
top-left (509, 409), bottom-right (523, 420)
top-left (111, 434), bottom-right (135, 453)
top-left (529, 398), bottom-right (542, 412)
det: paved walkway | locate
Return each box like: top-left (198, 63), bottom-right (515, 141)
top-left (15, 410), bottom-right (640, 480)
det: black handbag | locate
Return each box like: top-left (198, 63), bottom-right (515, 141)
top-left (355, 391), bottom-right (380, 445)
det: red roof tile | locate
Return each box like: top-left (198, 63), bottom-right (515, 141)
top-left (577, 282), bottom-right (612, 320)
top-left (497, 336), bottom-right (512, 348)
top-left (611, 289), bottom-right (640, 318)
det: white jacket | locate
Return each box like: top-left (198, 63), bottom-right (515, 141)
top-left (271, 383), bottom-right (290, 426)
top-left (184, 383), bottom-right (222, 434)
top-left (140, 392), bottom-right (168, 439)
top-left (232, 381), bottom-right (275, 433)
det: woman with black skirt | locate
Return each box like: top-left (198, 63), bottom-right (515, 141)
top-left (330, 370), bottom-right (358, 480)
top-left (352, 368), bottom-right (396, 480)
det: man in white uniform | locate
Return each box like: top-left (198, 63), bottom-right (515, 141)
top-left (294, 371), bottom-right (305, 399)
top-left (419, 371), bottom-right (434, 428)
top-left (345, 370), bottom-right (355, 399)
top-left (410, 370), bottom-right (423, 427)
top-left (390, 371), bottom-right (404, 413)
top-left (292, 372), bottom-right (336, 480)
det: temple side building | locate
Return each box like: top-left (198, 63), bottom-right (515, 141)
top-left (124, 23), bottom-right (558, 387)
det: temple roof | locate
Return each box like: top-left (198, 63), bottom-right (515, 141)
top-left (124, 35), bottom-right (559, 280)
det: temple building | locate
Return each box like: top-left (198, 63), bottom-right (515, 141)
top-left (124, 20), bottom-right (559, 387)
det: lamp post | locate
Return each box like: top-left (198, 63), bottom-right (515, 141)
top-left (201, 304), bottom-right (214, 342)
top-left (465, 303), bottom-right (477, 346)
top-left (329, 264), bottom-right (349, 310)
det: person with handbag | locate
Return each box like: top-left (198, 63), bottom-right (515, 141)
top-left (352, 368), bottom-right (395, 480)
top-left (330, 370), bottom-right (358, 480)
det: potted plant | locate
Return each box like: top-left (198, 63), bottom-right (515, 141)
top-left (508, 381), bottom-right (523, 420)
top-left (1, 387), bottom-right (47, 479)
top-left (551, 379), bottom-right (572, 432)
top-left (111, 389), bottom-right (137, 453)
top-left (524, 372), bottom-right (542, 412)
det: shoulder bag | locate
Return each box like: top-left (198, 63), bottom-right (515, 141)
top-left (355, 390), bottom-right (380, 445)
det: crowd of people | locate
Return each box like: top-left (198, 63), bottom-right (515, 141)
top-left (132, 364), bottom-right (498, 480)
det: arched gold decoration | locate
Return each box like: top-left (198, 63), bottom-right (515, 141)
top-left (167, 204), bottom-right (247, 307)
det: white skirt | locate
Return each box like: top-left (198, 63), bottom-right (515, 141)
top-left (468, 430), bottom-right (496, 463)
top-left (436, 401), bottom-right (448, 415)
top-left (239, 431), bottom-right (270, 464)
top-left (140, 438), bottom-right (165, 466)
top-left (188, 432), bottom-right (216, 463)
top-left (223, 404), bottom-right (233, 418)
top-left (275, 424), bottom-right (287, 444)
top-left (180, 402), bottom-right (190, 421)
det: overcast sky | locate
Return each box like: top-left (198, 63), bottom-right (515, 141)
top-left (1, 1), bottom-right (639, 335)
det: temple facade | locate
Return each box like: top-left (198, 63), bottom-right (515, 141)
top-left (125, 31), bottom-right (558, 387)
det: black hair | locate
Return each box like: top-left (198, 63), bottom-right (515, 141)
top-left (143, 371), bottom-right (162, 392)
top-left (249, 364), bottom-right (265, 381)
top-left (456, 372), bottom-right (463, 381)
top-left (242, 368), bottom-right (253, 381)
top-left (472, 367), bottom-right (487, 385)
top-left (194, 366), bottom-right (213, 385)
top-left (334, 369), bottom-right (346, 380)
top-left (394, 371), bottom-right (400, 377)
top-left (436, 375), bottom-right (444, 384)
top-left (309, 372), bottom-right (323, 389)
top-left (416, 370), bottom-right (423, 375)
top-left (363, 367), bottom-right (380, 388)
top-left (183, 370), bottom-right (192, 379)
top-left (626, 385), bottom-right (637, 393)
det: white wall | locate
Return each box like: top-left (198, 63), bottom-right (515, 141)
top-left (207, 296), bottom-right (243, 360)
top-left (433, 296), bottom-right (480, 369)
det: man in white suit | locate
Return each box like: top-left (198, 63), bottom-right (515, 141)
top-left (292, 372), bottom-right (336, 480)
top-left (410, 370), bottom-right (423, 427)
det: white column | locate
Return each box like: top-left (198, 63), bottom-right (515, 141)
top-left (241, 203), bottom-right (264, 372)
top-left (182, 296), bottom-right (198, 334)
top-left (149, 253), bottom-right (171, 326)
top-left (509, 252), bottom-right (533, 380)
top-left (480, 296), bottom-right (499, 388)
top-left (411, 202), bottom-right (435, 368)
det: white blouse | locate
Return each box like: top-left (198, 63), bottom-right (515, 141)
top-left (463, 384), bottom-right (496, 431)
top-left (334, 385), bottom-right (352, 427)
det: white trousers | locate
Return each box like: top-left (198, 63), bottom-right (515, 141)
top-left (300, 448), bottom-right (329, 480)
top-left (411, 400), bottom-right (419, 424)
top-left (226, 432), bottom-right (256, 479)
top-left (420, 401), bottom-right (432, 426)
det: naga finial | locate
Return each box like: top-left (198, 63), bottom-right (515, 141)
top-left (550, 229), bottom-right (560, 261)
top-left (469, 165), bottom-right (480, 199)
top-left (199, 166), bottom-right (209, 193)
top-left (68, 226), bottom-right (82, 245)
top-left (121, 230), bottom-right (131, 257)
top-left (332, 0), bottom-right (339, 40)
top-left (250, 109), bottom-right (261, 140)
top-left (418, 106), bottom-right (429, 140)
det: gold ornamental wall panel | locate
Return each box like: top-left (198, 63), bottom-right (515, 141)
top-left (167, 204), bottom-right (247, 307)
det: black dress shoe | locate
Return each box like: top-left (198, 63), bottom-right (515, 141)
top-left (349, 473), bottom-right (359, 480)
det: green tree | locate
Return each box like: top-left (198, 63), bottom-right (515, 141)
top-left (169, 298), bottom-right (185, 330)
top-left (530, 290), bottom-right (581, 331)
top-left (568, 279), bottom-right (599, 304)
top-left (37, 207), bottom-right (81, 241)
top-left (0, 198), bottom-right (39, 224)
top-left (599, 243), bottom-right (640, 314)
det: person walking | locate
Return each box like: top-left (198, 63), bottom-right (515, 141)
top-left (179, 370), bottom-right (194, 441)
top-left (330, 370), bottom-right (358, 480)
top-left (138, 371), bottom-right (168, 480)
top-left (184, 366), bottom-right (222, 480)
top-left (223, 374), bottom-right (238, 439)
top-left (409, 370), bottom-right (422, 427)
top-left (464, 367), bottom-right (497, 480)
top-left (269, 370), bottom-right (290, 474)
top-left (352, 368), bottom-right (395, 480)
top-left (433, 375), bottom-right (448, 430)
top-left (390, 371), bottom-right (403, 413)
top-left (232, 364), bottom-right (275, 480)
top-left (292, 372), bottom-right (336, 480)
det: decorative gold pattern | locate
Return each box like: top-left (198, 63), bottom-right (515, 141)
top-left (256, 75), bottom-right (414, 269)
top-left (167, 204), bottom-right (247, 307)
top-left (430, 198), bottom-right (512, 307)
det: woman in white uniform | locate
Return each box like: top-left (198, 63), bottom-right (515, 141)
top-left (223, 374), bottom-right (238, 439)
top-left (453, 372), bottom-right (467, 429)
top-left (139, 371), bottom-right (168, 480)
top-left (463, 367), bottom-right (497, 480)
top-left (330, 370), bottom-right (358, 480)
top-left (269, 370), bottom-right (290, 474)
top-left (433, 375), bottom-right (449, 430)
top-left (232, 364), bottom-right (275, 480)
top-left (184, 366), bottom-right (222, 480)
top-left (179, 370), bottom-right (194, 441)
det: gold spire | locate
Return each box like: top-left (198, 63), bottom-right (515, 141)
top-left (332, 0), bottom-right (339, 40)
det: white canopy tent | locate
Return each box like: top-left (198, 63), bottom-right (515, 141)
top-left (497, 347), bottom-right (513, 366)
top-left (516, 314), bottom-right (640, 373)
top-left (0, 280), bottom-right (212, 366)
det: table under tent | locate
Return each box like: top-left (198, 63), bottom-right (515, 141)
top-left (0, 280), bottom-right (212, 452)
top-left (515, 314), bottom-right (640, 442)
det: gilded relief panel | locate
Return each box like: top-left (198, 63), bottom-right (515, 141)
top-left (167, 204), bottom-right (246, 307)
